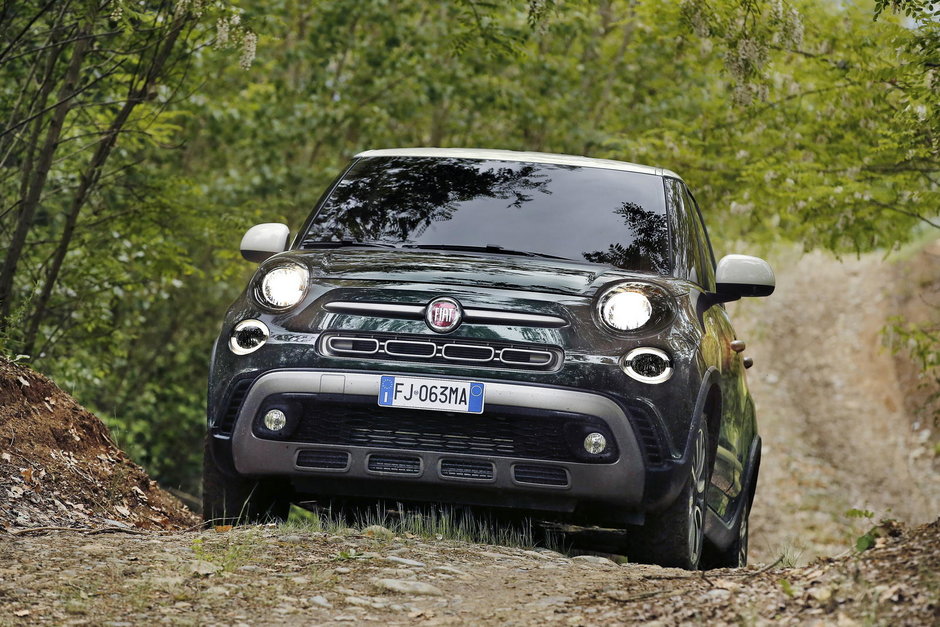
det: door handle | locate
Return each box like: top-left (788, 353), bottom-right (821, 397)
top-left (730, 340), bottom-right (746, 353)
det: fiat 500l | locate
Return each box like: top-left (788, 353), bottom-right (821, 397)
top-left (204, 148), bottom-right (774, 569)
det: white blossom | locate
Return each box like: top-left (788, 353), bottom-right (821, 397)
top-left (240, 31), bottom-right (258, 70)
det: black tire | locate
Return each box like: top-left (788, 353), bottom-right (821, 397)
top-left (702, 499), bottom-right (750, 568)
top-left (627, 425), bottom-right (710, 570)
top-left (202, 435), bottom-right (291, 525)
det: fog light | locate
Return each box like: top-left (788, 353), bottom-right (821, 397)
top-left (263, 408), bottom-right (287, 432)
top-left (229, 319), bottom-right (269, 355)
top-left (584, 432), bottom-right (607, 455)
top-left (622, 347), bottom-right (673, 384)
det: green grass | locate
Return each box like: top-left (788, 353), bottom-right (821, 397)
top-left (283, 503), bottom-right (565, 552)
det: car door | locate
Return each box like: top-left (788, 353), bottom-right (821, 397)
top-left (679, 184), bottom-right (751, 520)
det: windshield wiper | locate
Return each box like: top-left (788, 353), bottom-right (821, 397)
top-left (401, 244), bottom-right (568, 259)
top-left (303, 238), bottom-right (396, 249)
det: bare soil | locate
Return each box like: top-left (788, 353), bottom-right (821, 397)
top-left (0, 359), bottom-right (197, 532)
top-left (0, 517), bottom-right (936, 625)
top-left (1, 245), bottom-right (939, 625)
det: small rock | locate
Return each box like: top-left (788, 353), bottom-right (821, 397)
top-left (479, 551), bottom-right (520, 560)
top-left (363, 525), bottom-right (395, 540)
top-left (571, 555), bottom-right (617, 567)
top-left (309, 595), bottom-right (332, 608)
top-left (703, 588), bottom-right (731, 601)
top-left (279, 535), bottom-right (304, 543)
top-left (373, 578), bottom-right (443, 596)
top-left (521, 550), bottom-right (553, 560)
top-left (810, 586), bottom-right (833, 602)
top-left (534, 548), bottom-right (566, 559)
top-left (433, 566), bottom-right (471, 578)
top-left (526, 595), bottom-right (572, 609)
top-left (190, 560), bottom-right (222, 576)
top-left (376, 567), bottom-right (416, 578)
top-left (335, 567), bottom-right (351, 574)
top-left (346, 595), bottom-right (387, 609)
top-left (385, 556), bottom-right (425, 567)
top-left (236, 565), bottom-right (261, 573)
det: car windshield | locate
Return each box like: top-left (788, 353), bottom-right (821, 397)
top-left (301, 156), bottom-right (671, 274)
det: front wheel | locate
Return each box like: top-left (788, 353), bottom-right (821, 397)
top-left (202, 435), bottom-right (291, 525)
top-left (627, 425), bottom-right (709, 570)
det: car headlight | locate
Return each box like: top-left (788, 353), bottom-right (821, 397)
top-left (596, 281), bottom-right (673, 332)
top-left (257, 262), bottom-right (308, 310)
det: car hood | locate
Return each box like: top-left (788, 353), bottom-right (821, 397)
top-left (278, 249), bottom-right (687, 298)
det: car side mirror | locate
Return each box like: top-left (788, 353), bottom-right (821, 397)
top-left (240, 223), bottom-right (290, 262)
top-left (715, 254), bottom-right (775, 299)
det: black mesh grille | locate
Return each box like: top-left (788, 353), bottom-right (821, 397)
top-left (368, 455), bottom-right (421, 474)
top-left (385, 341), bottom-right (435, 357)
top-left (442, 345), bottom-right (493, 361)
top-left (266, 396), bottom-right (618, 464)
top-left (514, 464), bottom-right (569, 486)
top-left (296, 449), bottom-right (349, 470)
top-left (500, 348), bottom-right (552, 365)
top-left (216, 378), bottom-right (255, 436)
top-left (440, 458), bottom-right (494, 480)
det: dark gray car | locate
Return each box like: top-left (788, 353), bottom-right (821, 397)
top-left (204, 148), bottom-right (775, 569)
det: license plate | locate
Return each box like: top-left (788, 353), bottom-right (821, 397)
top-left (378, 375), bottom-right (484, 414)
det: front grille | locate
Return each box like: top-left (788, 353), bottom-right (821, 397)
top-left (267, 396), bottom-right (618, 464)
top-left (440, 458), bottom-right (495, 480)
top-left (514, 464), bottom-right (569, 487)
top-left (385, 340), bottom-right (436, 357)
top-left (216, 378), bottom-right (255, 436)
top-left (368, 454), bottom-right (421, 475)
top-left (319, 332), bottom-right (562, 372)
top-left (296, 449), bottom-right (349, 470)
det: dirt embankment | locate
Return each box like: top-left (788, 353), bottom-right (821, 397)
top-left (0, 359), bottom-right (196, 531)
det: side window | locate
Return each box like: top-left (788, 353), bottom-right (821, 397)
top-left (683, 186), bottom-right (716, 292)
top-left (665, 178), bottom-right (691, 281)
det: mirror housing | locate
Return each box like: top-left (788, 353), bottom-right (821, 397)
top-left (715, 254), bottom-right (775, 299)
top-left (240, 223), bottom-right (290, 262)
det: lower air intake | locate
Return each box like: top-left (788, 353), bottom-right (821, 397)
top-left (440, 458), bottom-right (495, 480)
top-left (368, 455), bottom-right (421, 475)
top-left (296, 449), bottom-right (349, 470)
top-left (513, 464), bottom-right (569, 487)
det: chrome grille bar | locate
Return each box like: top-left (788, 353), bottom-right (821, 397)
top-left (323, 301), bottom-right (566, 328)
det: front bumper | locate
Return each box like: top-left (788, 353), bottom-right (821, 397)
top-left (221, 369), bottom-right (662, 524)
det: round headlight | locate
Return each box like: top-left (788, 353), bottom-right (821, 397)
top-left (258, 263), bottom-right (308, 309)
top-left (595, 281), bottom-right (674, 333)
top-left (599, 289), bottom-right (652, 331)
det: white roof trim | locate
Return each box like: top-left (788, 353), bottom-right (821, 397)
top-left (354, 147), bottom-right (681, 179)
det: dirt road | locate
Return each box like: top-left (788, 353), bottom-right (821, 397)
top-left (2, 517), bottom-right (938, 626)
top-left (733, 246), bottom-right (940, 564)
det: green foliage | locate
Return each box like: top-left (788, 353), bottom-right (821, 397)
top-left (845, 508), bottom-right (875, 520)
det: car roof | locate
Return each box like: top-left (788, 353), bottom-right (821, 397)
top-left (354, 147), bottom-right (683, 180)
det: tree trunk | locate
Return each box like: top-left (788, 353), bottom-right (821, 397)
top-left (0, 26), bottom-right (90, 326)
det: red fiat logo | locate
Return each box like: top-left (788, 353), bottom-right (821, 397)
top-left (426, 297), bottom-right (462, 333)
